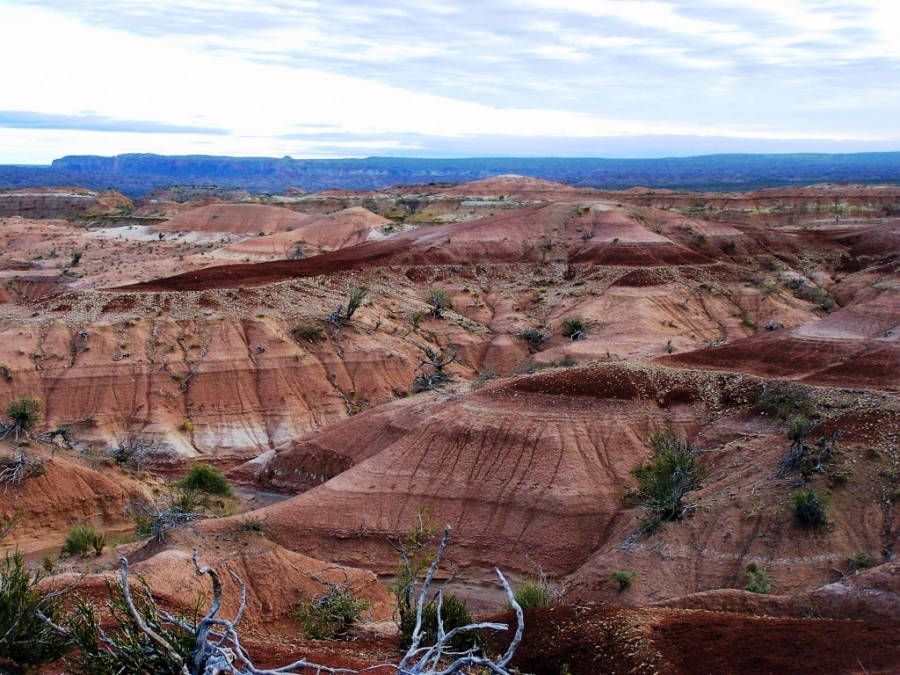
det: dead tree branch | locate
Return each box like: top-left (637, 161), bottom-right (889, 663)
top-left (41, 536), bottom-right (523, 674)
top-left (34, 426), bottom-right (74, 450)
top-left (0, 450), bottom-right (44, 488)
top-left (109, 433), bottom-right (160, 470)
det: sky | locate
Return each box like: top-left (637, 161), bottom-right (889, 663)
top-left (1, 0), bottom-right (899, 163)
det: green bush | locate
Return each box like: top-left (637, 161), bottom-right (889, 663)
top-left (743, 562), bottom-right (772, 594)
top-left (65, 578), bottom-right (199, 674)
top-left (62, 524), bottom-right (105, 557)
top-left (560, 317), bottom-right (585, 340)
top-left (134, 513), bottom-right (155, 539)
top-left (786, 416), bottom-right (816, 442)
top-left (630, 428), bottom-right (706, 533)
top-left (4, 397), bottom-right (41, 432)
top-left (519, 328), bottom-right (548, 352)
top-left (790, 489), bottom-right (829, 529)
top-left (610, 570), bottom-right (636, 592)
top-left (410, 310), bottom-right (427, 329)
top-left (0, 551), bottom-right (71, 668)
top-left (851, 551), bottom-right (871, 571)
top-left (345, 285), bottom-right (367, 321)
top-left (426, 288), bottom-right (450, 318)
top-left (292, 589), bottom-right (369, 640)
top-left (179, 464), bottom-right (233, 497)
top-left (291, 322), bottom-right (323, 343)
top-left (512, 578), bottom-right (555, 610)
top-left (755, 383), bottom-right (814, 421)
top-left (401, 594), bottom-right (481, 653)
top-left (235, 516), bottom-right (264, 534)
top-left (778, 421), bottom-right (837, 480)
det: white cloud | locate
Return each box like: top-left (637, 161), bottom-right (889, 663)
top-left (0, 0), bottom-right (898, 162)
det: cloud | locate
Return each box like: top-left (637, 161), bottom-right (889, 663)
top-left (0, 110), bottom-right (228, 135)
top-left (1, 0), bottom-right (898, 163)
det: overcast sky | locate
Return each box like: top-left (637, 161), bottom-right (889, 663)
top-left (1, 0), bottom-right (899, 163)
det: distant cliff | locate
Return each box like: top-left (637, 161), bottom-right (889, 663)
top-left (0, 152), bottom-right (896, 197)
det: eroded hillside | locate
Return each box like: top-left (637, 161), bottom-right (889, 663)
top-left (0, 177), bottom-right (897, 673)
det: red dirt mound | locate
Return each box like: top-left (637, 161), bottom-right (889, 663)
top-left (153, 203), bottom-right (314, 234)
top-left (660, 297), bottom-right (900, 390)
top-left (205, 365), bottom-right (712, 575)
top-left (0, 444), bottom-right (148, 554)
top-left (44, 535), bottom-right (393, 639)
top-left (489, 604), bottom-right (900, 675)
top-left (213, 207), bottom-right (391, 260)
top-left (211, 360), bottom-right (898, 605)
top-left (657, 560), bottom-right (900, 622)
top-left (121, 202), bottom-right (723, 292)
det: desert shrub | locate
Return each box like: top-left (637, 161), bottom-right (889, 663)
top-left (471, 365), bottom-right (499, 390)
top-left (292, 588), bottom-right (370, 640)
top-left (0, 551), bottom-right (71, 668)
top-left (851, 551), bottom-right (871, 571)
top-left (291, 322), bottom-right (324, 342)
top-left (426, 288), bottom-right (450, 318)
top-left (512, 578), bottom-right (555, 610)
top-left (790, 489), bottom-right (829, 529)
top-left (560, 317), bottom-right (585, 340)
top-left (62, 524), bottom-right (105, 557)
top-left (179, 464), bottom-right (233, 497)
top-left (509, 356), bottom-right (577, 377)
top-left (793, 284), bottom-right (835, 312)
top-left (70, 250), bottom-right (83, 267)
top-left (65, 578), bottom-right (199, 674)
top-left (234, 516), bottom-right (264, 534)
top-left (392, 508), bottom-right (480, 652)
top-left (4, 397), bottom-right (41, 432)
top-left (743, 562), bottom-right (772, 594)
top-left (401, 594), bottom-right (481, 653)
top-left (132, 485), bottom-right (208, 543)
top-left (410, 310), bottom-right (427, 329)
top-left (393, 509), bottom-right (436, 638)
top-left (411, 370), bottom-right (452, 393)
top-left (345, 285), bottom-right (367, 321)
top-left (754, 383), bottom-right (814, 421)
top-left (786, 416), bottom-right (816, 442)
top-left (170, 486), bottom-right (209, 514)
top-left (109, 434), bottom-right (157, 471)
top-left (519, 328), bottom-right (548, 352)
top-left (778, 423), bottom-right (838, 480)
top-left (610, 570), bottom-right (635, 592)
top-left (630, 428), bottom-right (706, 533)
top-left (134, 513), bottom-right (155, 539)
top-left (609, 570), bottom-right (636, 592)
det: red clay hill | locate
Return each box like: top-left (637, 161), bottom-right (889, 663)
top-left (0, 176), bottom-right (897, 673)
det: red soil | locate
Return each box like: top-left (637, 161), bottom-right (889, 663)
top-left (489, 604), bottom-right (900, 674)
top-left (213, 207), bottom-right (391, 260)
top-left (119, 202), bottom-right (726, 292)
top-left (660, 297), bottom-right (900, 390)
top-left (153, 203), bottom-right (314, 234)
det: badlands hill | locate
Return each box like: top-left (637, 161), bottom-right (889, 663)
top-left (0, 175), bottom-right (897, 672)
